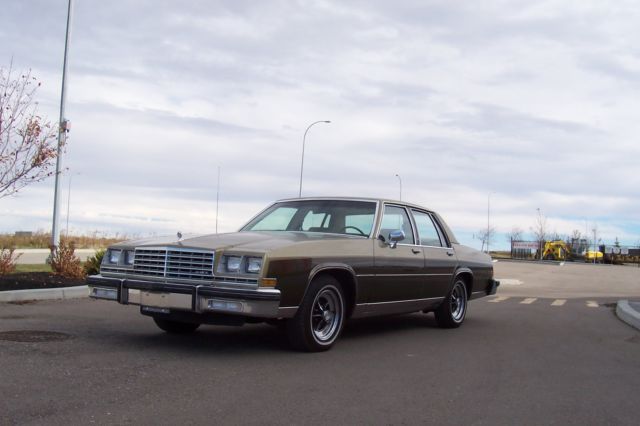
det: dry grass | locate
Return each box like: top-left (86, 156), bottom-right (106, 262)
top-left (0, 231), bottom-right (124, 249)
top-left (49, 241), bottom-right (84, 279)
top-left (0, 248), bottom-right (21, 275)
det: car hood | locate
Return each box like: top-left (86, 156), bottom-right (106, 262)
top-left (110, 231), bottom-right (363, 253)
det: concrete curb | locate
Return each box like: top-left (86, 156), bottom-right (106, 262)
top-left (616, 300), bottom-right (640, 331)
top-left (0, 285), bottom-right (89, 303)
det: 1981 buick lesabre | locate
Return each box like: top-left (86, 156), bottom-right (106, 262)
top-left (88, 197), bottom-right (498, 351)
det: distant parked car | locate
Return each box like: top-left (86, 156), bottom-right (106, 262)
top-left (88, 197), bottom-right (499, 351)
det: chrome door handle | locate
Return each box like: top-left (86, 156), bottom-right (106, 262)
top-left (446, 251), bottom-right (454, 256)
top-left (412, 249), bottom-right (421, 254)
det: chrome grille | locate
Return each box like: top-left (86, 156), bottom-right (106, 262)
top-left (133, 248), bottom-right (215, 280)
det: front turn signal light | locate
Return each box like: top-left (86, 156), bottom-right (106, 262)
top-left (260, 278), bottom-right (278, 288)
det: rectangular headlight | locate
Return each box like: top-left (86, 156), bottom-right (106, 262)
top-left (125, 250), bottom-right (135, 265)
top-left (108, 249), bottom-right (122, 264)
top-left (225, 256), bottom-right (242, 272)
top-left (246, 257), bottom-right (262, 274)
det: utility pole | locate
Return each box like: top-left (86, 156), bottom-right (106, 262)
top-left (51, 0), bottom-right (74, 252)
top-left (215, 166), bottom-right (220, 234)
top-left (487, 193), bottom-right (493, 254)
top-left (65, 174), bottom-right (72, 237)
top-left (592, 228), bottom-right (597, 265)
top-left (395, 174), bottom-right (402, 201)
top-left (298, 120), bottom-right (330, 197)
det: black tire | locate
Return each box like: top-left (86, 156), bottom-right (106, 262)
top-left (153, 317), bottom-right (200, 334)
top-left (286, 275), bottom-right (345, 352)
top-left (434, 279), bottom-right (468, 328)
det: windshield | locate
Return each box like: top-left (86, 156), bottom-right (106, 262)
top-left (241, 200), bottom-right (377, 237)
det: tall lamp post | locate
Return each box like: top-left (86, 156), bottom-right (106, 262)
top-left (395, 174), bottom-right (402, 201)
top-left (215, 166), bottom-right (221, 234)
top-left (65, 172), bottom-right (80, 237)
top-left (51, 0), bottom-right (74, 252)
top-left (487, 192), bottom-right (494, 254)
top-left (298, 120), bottom-right (330, 197)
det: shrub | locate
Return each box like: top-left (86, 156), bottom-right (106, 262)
top-left (49, 241), bottom-right (84, 279)
top-left (0, 247), bottom-right (21, 275)
top-left (84, 249), bottom-right (105, 276)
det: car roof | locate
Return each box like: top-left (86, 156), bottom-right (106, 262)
top-left (275, 196), bottom-right (434, 212)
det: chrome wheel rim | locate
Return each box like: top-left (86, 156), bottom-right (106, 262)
top-left (450, 282), bottom-right (467, 322)
top-left (310, 286), bottom-right (343, 344)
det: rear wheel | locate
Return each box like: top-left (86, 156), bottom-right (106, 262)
top-left (153, 317), bottom-right (200, 334)
top-left (286, 276), bottom-right (345, 352)
top-left (434, 279), bottom-right (468, 328)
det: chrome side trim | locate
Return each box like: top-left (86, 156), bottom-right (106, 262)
top-left (356, 273), bottom-right (453, 277)
top-left (469, 290), bottom-right (487, 300)
top-left (360, 296), bottom-right (445, 306)
top-left (277, 306), bottom-right (299, 318)
top-left (352, 296), bottom-right (445, 318)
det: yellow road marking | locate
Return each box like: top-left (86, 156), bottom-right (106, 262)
top-left (551, 299), bottom-right (566, 306)
top-left (586, 301), bottom-right (599, 308)
top-left (488, 296), bottom-right (509, 303)
top-left (520, 298), bottom-right (537, 304)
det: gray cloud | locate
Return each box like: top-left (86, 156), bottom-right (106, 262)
top-left (1, 0), bottom-right (639, 248)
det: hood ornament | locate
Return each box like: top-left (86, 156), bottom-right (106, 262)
top-left (177, 231), bottom-right (183, 242)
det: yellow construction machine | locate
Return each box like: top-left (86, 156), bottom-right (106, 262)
top-left (542, 240), bottom-right (571, 261)
top-left (584, 250), bottom-right (604, 263)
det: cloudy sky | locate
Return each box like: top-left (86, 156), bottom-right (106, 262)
top-left (1, 0), bottom-right (639, 249)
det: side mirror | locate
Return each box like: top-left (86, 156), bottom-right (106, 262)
top-left (388, 230), bottom-right (405, 249)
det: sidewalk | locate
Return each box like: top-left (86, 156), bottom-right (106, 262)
top-left (0, 286), bottom-right (89, 303)
top-left (14, 248), bottom-right (97, 264)
top-left (616, 300), bottom-right (640, 331)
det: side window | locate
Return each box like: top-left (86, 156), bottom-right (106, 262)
top-left (345, 214), bottom-right (375, 236)
top-left (412, 210), bottom-right (443, 247)
top-left (379, 205), bottom-right (415, 245)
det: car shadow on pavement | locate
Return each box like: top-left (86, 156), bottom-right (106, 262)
top-left (108, 323), bottom-right (290, 355)
top-left (99, 312), bottom-right (447, 355)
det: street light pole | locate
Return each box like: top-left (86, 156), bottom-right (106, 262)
top-left (487, 193), bottom-right (492, 254)
top-left (592, 228), bottom-right (597, 265)
top-left (215, 166), bottom-right (220, 234)
top-left (298, 120), bottom-right (330, 197)
top-left (65, 174), bottom-right (72, 237)
top-left (394, 174), bottom-right (402, 201)
top-left (51, 0), bottom-right (74, 252)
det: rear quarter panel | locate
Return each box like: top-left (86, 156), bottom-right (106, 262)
top-left (452, 244), bottom-right (494, 294)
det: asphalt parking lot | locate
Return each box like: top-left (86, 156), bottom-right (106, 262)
top-left (1, 261), bottom-right (639, 425)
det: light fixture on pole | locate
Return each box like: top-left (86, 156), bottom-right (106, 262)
top-left (298, 120), bottom-right (330, 197)
top-left (395, 174), bottom-right (402, 201)
top-left (51, 0), bottom-right (74, 252)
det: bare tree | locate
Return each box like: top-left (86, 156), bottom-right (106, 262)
top-left (475, 227), bottom-right (496, 253)
top-left (0, 65), bottom-right (58, 198)
top-left (506, 227), bottom-right (524, 243)
top-left (570, 229), bottom-right (582, 241)
top-left (530, 209), bottom-right (548, 243)
top-left (529, 209), bottom-right (548, 259)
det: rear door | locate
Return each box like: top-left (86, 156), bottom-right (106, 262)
top-left (410, 209), bottom-right (457, 298)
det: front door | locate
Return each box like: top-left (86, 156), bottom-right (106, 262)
top-left (369, 205), bottom-right (425, 303)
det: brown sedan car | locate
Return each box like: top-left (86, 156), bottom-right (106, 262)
top-left (88, 197), bottom-right (498, 351)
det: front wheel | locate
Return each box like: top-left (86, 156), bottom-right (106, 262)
top-left (286, 276), bottom-right (345, 352)
top-left (434, 279), bottom-right (468, 328)
top-left (153, 317), bottom-right (200, 334)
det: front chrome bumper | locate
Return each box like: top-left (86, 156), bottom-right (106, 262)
top-left (87, 275), bottom-right (289, 319)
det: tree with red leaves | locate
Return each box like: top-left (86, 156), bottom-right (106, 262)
top-left (0, 64), bottom-right (59, 198)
